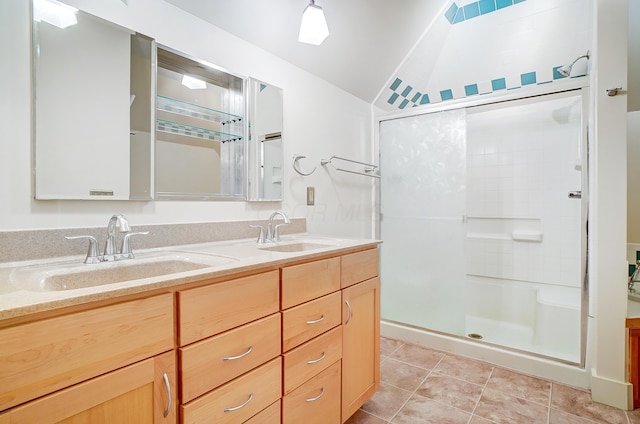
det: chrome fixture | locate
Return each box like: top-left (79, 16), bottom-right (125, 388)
top-left (298, 0), bottom-right (329, 45)
top-left (321, 155), bottom-right (381, 178)
top-left (558, 51), bottom-right (590, 77)
top-left (250, 211), bottom-right (291, 244)
top-left (65, 214), bottom-right (147, 263)
top-left (293, 154), bottom-right (316, 176)
top-left (103, 214), bottom-right (131, 261)
top-left (606, 87), bottom-right (623, 97)
top-left (268, 211), bottom-right (291, 242)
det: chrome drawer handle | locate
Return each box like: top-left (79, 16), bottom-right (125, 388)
top-left (162, 373), bottom-right (171, 418)
top-left (306, 388), bottom-right (325, 403)
top-left (224, 393), bottom-right (254, 412)
top-left (307, 351), bottom-right (326, 364)
top-left (306, 315), bottom-right (325, 325)
top-left (223, 346), bottom-right (253, 361)
top-left (345, 300), bottom-right (353, 325)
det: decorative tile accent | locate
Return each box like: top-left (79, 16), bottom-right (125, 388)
top-left (385, 66), bottom-right (584, 110)
top-left (445, 0), bottom-right (526, 25)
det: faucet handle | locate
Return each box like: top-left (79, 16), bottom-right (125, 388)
top-left (65, 235), bottom-right (102, 264)
top-left (249, 224), bottom-right (266, 244)
top-left (271, 224), bottom-right (287, 242)
top-left (120, 231), bottom-right (149, 259)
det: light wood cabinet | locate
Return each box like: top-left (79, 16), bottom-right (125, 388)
top-left (0, 244), bottom-right (380, 424)
top-left (0, 351), bottom-right (176, 424)
top-left (0, 293), bottom-right (174, 412)
top-left (341, 276), bottom-right (380, 422)
top-left (282, 360), bottom-right (341, 424)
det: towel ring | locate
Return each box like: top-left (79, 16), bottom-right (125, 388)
top-left (292, 154), bottom-right (316, 176)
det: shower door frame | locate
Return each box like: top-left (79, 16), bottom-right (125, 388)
top-left (375, 80), bottom-right (590, 367)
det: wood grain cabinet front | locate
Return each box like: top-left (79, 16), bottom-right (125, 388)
top-left (179, 312), bottom-right (281, 403)
top-left (0, 337), bottom-right (177, 424)
top-left (181, 357), bottom-right (282, 424)
top-left (0, 293), bottom-right (174, 413)
top-left (282, 291), bottom-right (342, 352)
top-left (178, 270), bottom-right (280, 346)
top-left (282, 360), bottom-right (341, 424)
top-left (281, 257), bottom-right (340, 309)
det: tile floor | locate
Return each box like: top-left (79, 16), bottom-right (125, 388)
top-left (345, 336), bottom-right (640, 424)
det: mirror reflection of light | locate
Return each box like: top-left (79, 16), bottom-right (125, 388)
top-left (181, 75), bottom-right (207, 90)
top-left (33, 0), bottom-right (78, 29)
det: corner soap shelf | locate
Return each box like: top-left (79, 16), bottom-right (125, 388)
top-left (155, 95), bottom-right (243, 143)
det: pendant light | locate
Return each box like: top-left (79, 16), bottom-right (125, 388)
top-left (298, 0), bottom-right (329, 45)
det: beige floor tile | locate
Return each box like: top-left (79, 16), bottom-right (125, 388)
top-left (628, 408), bottom-right (640, 424)
top-left (550, 384), bottom-right (627, 424)
top-left (362, 382), bottom-right (413, 421)
top-left (415, 372), bottom-right (484, 412)
top-left (549, 408), bottom-right (603, 423)
top-left (486, 367), bottom-right (551, 406)
top-left (381, 357), bottom-right (430, 391)
top-left (381, 337), bottom-right (404, 357)
top-left (474, 388), bottom-right (549, 424)
top-left (433, 354), bottom-right (494, 385)
top-left (391, 394), bottom-right (471, 424)
top-left (469, 416), bottom-right (497, 424)
top-left (390, 343), bottom-right (445, 370)
top-left (344, 409), bottom-right (389, 424)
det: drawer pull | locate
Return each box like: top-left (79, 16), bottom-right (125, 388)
top-left (224, 393), bottom-right (254, 412)
top-left (345, 300), bottom-right (353, 325)
top-left (223, 346), bottom-right (253, 361)
top-left (306, 315), bottom-right (325, 325)
top-left (306, 388), bottom-right (325, 403)
top-left (162, 372), bottom-right (172, 418)
top-left (307, 351), bottom-right (326, 364)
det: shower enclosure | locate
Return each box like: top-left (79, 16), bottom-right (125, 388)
top-left (379, 90), bottom-right (587, 364)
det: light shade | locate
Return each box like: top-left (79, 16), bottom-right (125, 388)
top-left (33, 0), bottom-right (78, 29)
top-left (298, 1), bottom-right (329, 45)
top-left (181, 75), bottom-right (207, 90)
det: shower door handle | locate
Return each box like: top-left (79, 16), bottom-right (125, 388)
top-left (568, 191), bottom-right (582, 199)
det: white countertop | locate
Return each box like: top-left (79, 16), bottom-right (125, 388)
top-left (0, 233), bottom-right (380, 321)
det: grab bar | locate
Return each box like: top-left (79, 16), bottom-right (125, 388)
top-left (320, 155), bottom-right (380, 178)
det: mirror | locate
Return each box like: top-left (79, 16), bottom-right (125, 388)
top-left (32, 1), bottom-right (154, 200)
top-left (154, 47), bottom-right (246, 200)
top-left (247, 78), bottom-right (284, 201)
top-left (32, 2), bottom-right (282, 201)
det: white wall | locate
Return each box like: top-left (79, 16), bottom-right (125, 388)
top-left (0, 0), bottom-right (375, 238)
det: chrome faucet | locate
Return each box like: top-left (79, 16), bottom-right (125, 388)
top-left (267, 211), bottom-right (290, 242)
top-left (103, 214), bottom-right (131, 261)
top-left (66, 214), bottom-right (148, 263)
top-left (249, 211), bottom-right (291, 244)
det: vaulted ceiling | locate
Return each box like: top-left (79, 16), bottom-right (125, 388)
top-left (163, 0), bottom-right (447, 104)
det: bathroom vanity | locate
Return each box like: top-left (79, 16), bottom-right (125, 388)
top-left (0, 235), bottom-right (380, 423)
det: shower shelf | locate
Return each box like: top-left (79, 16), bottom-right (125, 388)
top-left (156, 119), bottom-right (243, 143)
top-left (156, 95), bottom-right (243, 125)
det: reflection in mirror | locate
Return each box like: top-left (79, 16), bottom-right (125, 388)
top-left (247, 78), bottom-right (284, 201)
top-left (32, 2), bottom-right (154, 200)
top-left (155, 47), bottom-right (246, 200)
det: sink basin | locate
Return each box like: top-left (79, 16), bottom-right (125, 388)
top-left (10, 251), bottom-right (236, 292)
top-left (258, 242), bottom-right (334, 253)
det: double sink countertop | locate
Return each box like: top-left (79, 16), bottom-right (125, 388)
top-left (0, 233), bottom-right (380, 321)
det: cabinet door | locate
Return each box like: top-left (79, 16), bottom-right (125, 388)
top-left (0, 351), bottom-right (177, 424)
top-left (341, 277), bottom-right (380, 423)
top-left (631, 328), bottom-right (640, 408)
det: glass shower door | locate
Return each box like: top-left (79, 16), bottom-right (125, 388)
top-left (379, 91), bottom-right (585, 363)
top-left (379, 109), bottom-right (468, 336)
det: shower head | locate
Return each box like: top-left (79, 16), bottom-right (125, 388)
top-left (558, 51), bottom-right (590, 77)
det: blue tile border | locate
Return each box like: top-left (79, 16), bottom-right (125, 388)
top-left (445, 0), bottom-right (525, 24)
top-left (384, 63), bottom-right (588, 110)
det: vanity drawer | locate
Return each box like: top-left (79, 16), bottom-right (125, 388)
top-left (281, 257), bottom-right (340, 309)
top-left (282, 291), bottom-right (341, 351)
top-left (181, 357), bottom-right (282, 424)
top-left (341, 248), bottom-right (379, 288)
top-left (180, 312), bottom-right (281, 403)
top-left (282, 360), bottom-right (341, 424)
top-left (178, 270), bottom-right (280, 346)
top-left (0, 293), bottom-right (174, 412)
top-left (245, 400), bottom-right (280, 424)
top-left (283, 326), bottom-right (342, 394)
